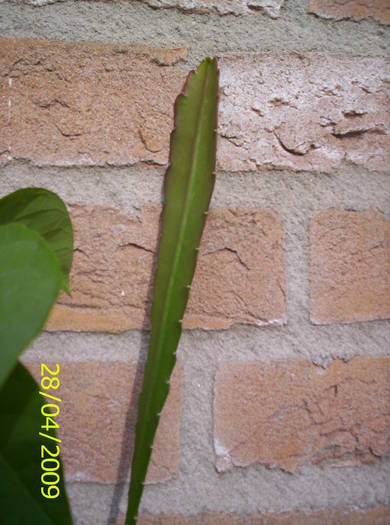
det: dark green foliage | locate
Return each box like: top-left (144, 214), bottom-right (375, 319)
top-left (0, 363), bottom-right (73, 525)
top-left (0, 188), bottom-right (73, 388)
top-left (0, 223), bottom-right (62, 388)
top-left (0, 188), bottom-right (73, 294)
top-left (0, 188), bottom-right (74, 524)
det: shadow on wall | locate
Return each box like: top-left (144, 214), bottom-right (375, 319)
top-left (108, 197), bottom-right (164, 525)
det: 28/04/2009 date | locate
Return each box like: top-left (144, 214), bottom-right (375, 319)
top-left (39, 363), bottom-right (62, 499)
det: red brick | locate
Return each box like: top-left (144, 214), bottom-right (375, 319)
top-left (0, 38), bottom-right (186, 166)
top-left (47, 205), bottom-right (286, 332)
top-left (29, 362), bottom-right (183, 483)
top-left (218, 53), bottom-right (390, 173)
top-left (2, 41), bottom-right (389, 174)
top-left (214, 357), bottom-right (390, 472)
top-left (308, 0), bottom-right (390, 25)
top-left (311, 209), bottom-right (390, 324)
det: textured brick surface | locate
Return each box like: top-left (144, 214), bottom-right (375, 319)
top-left (2, 41), bottom-right (389, 173)
top-left (0, 38), bottom-right (186, 166)
top-left (30, 362), bottom-right (183, 483)
top-left (142, 0), bottom-right (285, 17)
top-left (218, 53), bottom-right (390, 173)
top-left (47, 205), bottom-right (286, 332)
top-left (3, 1), bottom-right (390, 522)
top-left (311, 209), bottom-right (390, 324)
top-left (308, 0), bottom-right (390, 25)
top-left (214, 357), bottom-right (390, 472)
top-left (129, 507), bottom-right (390, 524)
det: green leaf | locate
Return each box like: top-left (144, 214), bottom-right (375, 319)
top-left (0, 223), bottom-right (62, 388)
top-left (0, 188), bottom-right (73, 294)
top-left (126, 58), bottom-right (218, 524)
top-left (0, 362), bottom-right (73, 524)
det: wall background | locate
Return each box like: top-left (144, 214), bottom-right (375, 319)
top-left (1, 1), bottom-right (390, 523)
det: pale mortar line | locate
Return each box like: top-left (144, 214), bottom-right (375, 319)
top-left (0, 0), bottom-right (389, 64)
top-left (21, 316), bottom-right (390, 367)
top-left (0, 164), bottom-right (389, 215)
top-left (64, 459), bottom-right (390, 518)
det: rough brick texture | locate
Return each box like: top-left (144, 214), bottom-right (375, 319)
top-left (131, 506), bottom-right (390, 524)
top-left (142, 0), bottom-right (285, 17)
top-left (47, 205), bottom-right (286, 332)
top-left (214, 357), bottom-right (390, 472)
top-left (0, 38), bottom-right (186, 166)
top-left (2, 40), bottom-right (389, 174)
top-left (29, 362), bottom-right (183, 483)
top-left (2, 0), bottom-right (390, 521)
top-left (311, 209), bottom-right (390, 325)
top-left (308, 0), bottom-right (390, 25)
top-left (218, 53), bottom-right (390, 173)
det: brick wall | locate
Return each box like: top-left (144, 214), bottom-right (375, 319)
top-left (1, 0), bottom-right (390, 524)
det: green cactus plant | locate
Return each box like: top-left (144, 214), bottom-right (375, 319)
top-left (125, 57), bottom-right (219, 524)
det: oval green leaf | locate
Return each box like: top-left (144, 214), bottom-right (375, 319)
top-left (0, 362), bottom-right (73, 524)
top-left (0, 188), bottom-right (73, 294)
top-left (0, 223), bottom-right (62, 387)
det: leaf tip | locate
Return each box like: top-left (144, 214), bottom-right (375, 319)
top-left (201, 56), bottom-right (218, 67)
top-left (192, 56), bottom-right (218, 80)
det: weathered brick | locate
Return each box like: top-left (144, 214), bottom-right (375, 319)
top-left (29, 362), bottom-right (182, 483)
top-left (141, 0), bottom-right (284, 17)
top-left (120, 506), bottom-right (390, 524)
top-left (47, 205), bottom-right (286, 332)
top-left (0, 38), bottom-right (186, 166)
top-left (214, 357), bottom-right (390, 472)
top-left (218, 53), bottom-right (390, 173)
top-left (308, 0), bottom-right (390, 25)
top-left (2, 40), bottom-right (389, 173)
top-left (311, 209), bottom-right (390, 324)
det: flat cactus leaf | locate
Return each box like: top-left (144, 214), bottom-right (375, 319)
top-left (125, 57), bottom-right (219, 524)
